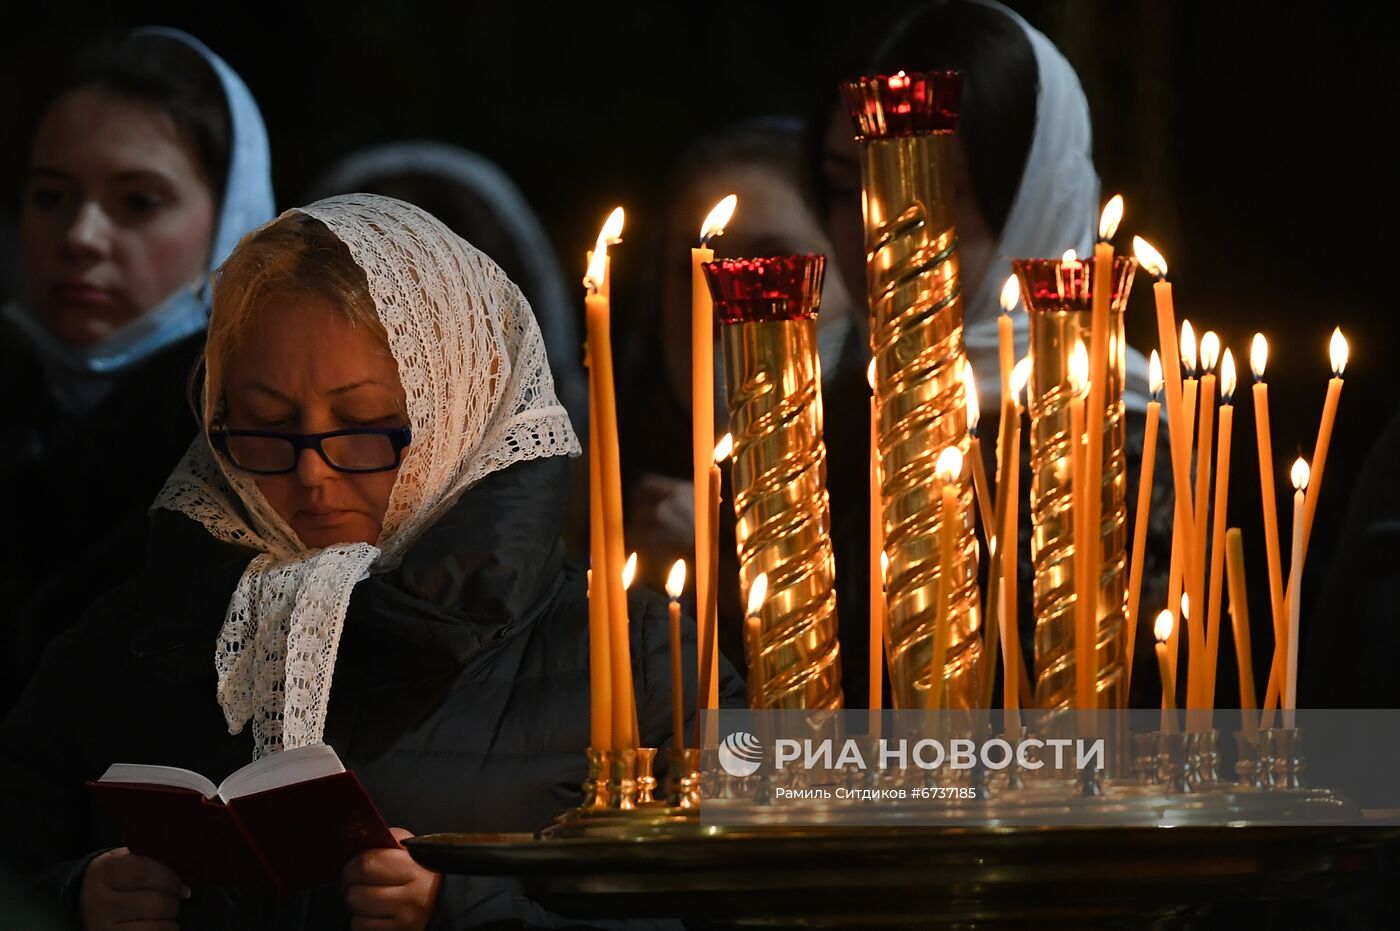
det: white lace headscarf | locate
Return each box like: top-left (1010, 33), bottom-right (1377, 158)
top-left (152, 193), bottom-right (580, 759)
top-left (963, 0), bottom-right (1151, 412)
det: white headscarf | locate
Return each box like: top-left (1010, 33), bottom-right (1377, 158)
top-left (152, 194), bottom-right (580, 759)
top-left (963, 1), bottom-right (1151, 413)
top-left (2, 27), bottom-right (275, 412)
top-left (304, 142), bottom-right (586, 432)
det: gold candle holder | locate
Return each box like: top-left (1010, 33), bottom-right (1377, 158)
top-left (613, 747), bottom-right (658, 809)
top-left (704, 255), bottom-right (843, 710)
top-left (577, 747), bottom-right (659, 812)
top-left (664, 747), bottom-right (704, 809)
top-left (1013, 257), bottom-right (1137, 711)
top-left (842, 71), bottom-right (981, 709)
top-left (578, 745), bottom-right (613, 810)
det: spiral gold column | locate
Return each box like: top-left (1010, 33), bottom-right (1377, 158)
top-left (703, 255), bottom-right (842, 710)
top-left (842, 71), bottom-right (980, 710)
top-left (1013, 257), bottom-right (1137, 711)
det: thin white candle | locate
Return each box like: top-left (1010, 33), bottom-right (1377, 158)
top-left (1285, 458), bottom-right (1310, 728)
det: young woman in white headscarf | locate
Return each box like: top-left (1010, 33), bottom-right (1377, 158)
top-left (0, 28), bottom-right (274, 716)
top-left (812, 0), bottom-right (1174, 707)
top-left (0, 194), bottom-right (740, 929)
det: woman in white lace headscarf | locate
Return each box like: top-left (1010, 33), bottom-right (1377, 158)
top-left (160, 194), bottom-right (580, 760)
top-left (0, 193), bottom-right (737, 929)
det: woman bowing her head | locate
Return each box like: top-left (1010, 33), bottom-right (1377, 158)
top-left (1, 194), bottom-right (742, 929)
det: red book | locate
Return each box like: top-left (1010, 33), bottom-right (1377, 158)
top-left (87, 743), bottom-right (396, 896)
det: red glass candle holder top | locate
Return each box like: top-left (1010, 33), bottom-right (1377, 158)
top-left (1011, 255), bottom-right (1138, 314)
top-left (840, 70), bottom-right (963, 140)
top-left (703, 255), bottom-right (825, 324)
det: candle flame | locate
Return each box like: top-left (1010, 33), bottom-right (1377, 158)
top-left (622, 552), bottom-right (638, 590)
top-left (880, 550), bottom-right (889, 585)
top-left (935, 445), bottom-right (963, 482)
top-left (964, 361), bottom-right (980, 433)
top-left (699, 194), bottom-right (737, 246)
top-left (1220, 348), bottom-right (1237, 401)
top-left (714, 432), bottom-right (734, 464)
top-left (1329, 327), bottom-right (1348, 376)
top-left (1291, 457), bottom-right (1310, 491)
top-left (665, 559), bottom-right (687, 599)
top-left (584, 206), bottom-right (625, 290)
top-left (600, 206), bottom-right (625, 245)
top-left (1061, 248), bottom-right (1078, 263)
top-left (1149, 349), bottom-right (1163, 399)
top-left (1181, 592), bottom-right (1190, 621)
top-left (1200, 331), bottom-right (1221, 373)
top-left (999, 274), bottom-right (1020, 313)
top-left (746, 572), bottom-right (769, 618)
top-left (867, 358), bottom-right (876, 391)
top-left (1132, 236), bottom-right (1168, 278)
top-left (1180, 320), bottom-right (1198, 375)
top-left (1154, 609), bottom-right (1174, 643)
top-left (1069, 339), bottom-right (1089, 394)
top-left (1011, 356), bottom-right (1032, 401)
top-left (888, 70), bottom-right (909, 89)
top-left (1098, 194), bottom-right (1124, 242)
top-left (1250, 333), bottom-right (1268, 381)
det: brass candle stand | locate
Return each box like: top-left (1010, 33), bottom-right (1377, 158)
top-left (842, 70), bottom-right (982, 711)
top-left (1013, 257), bottom-right (1137, 712)
top-left (546, 746), bottom-right (699, 839)
top-left (704, 255), bottom-right (843, 710)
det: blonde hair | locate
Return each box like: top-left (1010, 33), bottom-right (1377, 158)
top-left (201, 212), bottom-right (390, 422)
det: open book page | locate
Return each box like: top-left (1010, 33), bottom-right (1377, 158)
top-left (217, 743), bottom-right (345, 802)
top-left (98, 764), bottom-right (219, 798)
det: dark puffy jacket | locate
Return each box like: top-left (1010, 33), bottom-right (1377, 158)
top-left (0, 453), bottom-right (743, 928)
top-left (0, 328), bottom-right (206, 719)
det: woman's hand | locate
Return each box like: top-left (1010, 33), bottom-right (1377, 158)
top-left (341, 827), bottom-right (442, 931)
top-left (80, 847), bottom-right (187, 931)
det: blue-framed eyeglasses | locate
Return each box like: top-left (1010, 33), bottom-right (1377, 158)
top-left (208, 426), bottom-right (412, 475)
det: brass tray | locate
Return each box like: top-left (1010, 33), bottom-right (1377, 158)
top-left (406, 820), bottom-right (1400, 927)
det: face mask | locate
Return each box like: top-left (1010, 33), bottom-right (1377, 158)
top-left (3, 280), bottom-right (208, 414)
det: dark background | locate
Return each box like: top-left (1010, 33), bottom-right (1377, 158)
top-left (3, 0), bottom-right (1396, 682)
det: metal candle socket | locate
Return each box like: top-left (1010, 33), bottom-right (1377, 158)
top-left (706, 255), bottom-right (843, 710)
top-left (664, 747), bottom-right (704, 809)
top-left (579, 747), bottom-right (659, 811)
top-left (844, 73), bottom-right (982, 711)
top-left (1234, 728), bottom-right (1306, 789)
top-left (1013, 257), bottom-right (1137, 712)
top-left (1266, 727), bottom-right (1307, 790)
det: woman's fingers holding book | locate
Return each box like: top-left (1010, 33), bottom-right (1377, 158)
top-left (343, 847), bottom-right (419, 886)
top-left (111, 889), bottom-right (182, 921)
top-left (342, 831), bottom-right (441, 931)
top-left (344, 873), bottom-right (441, 931)
top-left (79, 848), bottom-right (187, 931)
top-left (101, 850), bottom-right (185, 895)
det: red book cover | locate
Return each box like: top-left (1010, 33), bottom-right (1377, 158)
top-left (87, 745), bottom-right (396, 895)
top-left (226, 770), bottom-right (395, 892)
top-left (88, 781), bottom-right (273, 888)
